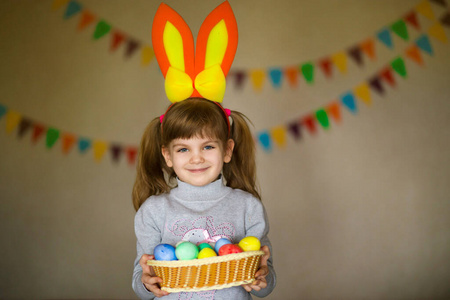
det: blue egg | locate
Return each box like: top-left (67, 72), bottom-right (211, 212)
top-left (154, 244), bottom-right (177, 261)
top-left (214, 238), bottom-right (232, 253)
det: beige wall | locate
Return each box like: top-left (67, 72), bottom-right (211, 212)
top-left (1, 0), bottom-right (450, 299)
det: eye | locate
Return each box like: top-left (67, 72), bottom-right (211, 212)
top-left (204, 145), bottom-right (215, 150)
top-left (177, 148), bottom-right (188, 153)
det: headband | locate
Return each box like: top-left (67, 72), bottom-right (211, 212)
top-left (151, 1), bottom-right (238, 132)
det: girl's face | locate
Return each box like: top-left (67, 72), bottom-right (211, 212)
top-left (162, 135), bottom-right (234, 187)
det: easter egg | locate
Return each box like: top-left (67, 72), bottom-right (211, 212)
top-left (175, 242), bottom-right (199, 260)
top-left (198, 243), bottom-right (214, 251)
top-left (219, 244), bottom-right (243, 256)
top-left (238, 236), bottom-right (261, 251)
top-left (198, 248), bottom-right (217, 259)
top-left (214, 238), bottom-right (232, 253)
top-left (154, 244), bottom-right (177, 261)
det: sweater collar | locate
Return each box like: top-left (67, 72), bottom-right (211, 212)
top-left (171, 177), bottom-right (230, 202)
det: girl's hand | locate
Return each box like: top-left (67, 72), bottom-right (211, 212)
top-left (139, 254), bottom-right (170, 297)
top-left (241, 245), bottom-right (270, 292)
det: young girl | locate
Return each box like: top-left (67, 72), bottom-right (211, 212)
top-left (131, 97), bottom-right (276, 299)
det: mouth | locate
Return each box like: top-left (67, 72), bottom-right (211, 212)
top-left (187, 167), bottom-right (209, 173)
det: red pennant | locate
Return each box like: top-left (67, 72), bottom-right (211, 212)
top-left (126, 147), bottom-right (138, 165)
top-left (405, 45), bottom-right (424, 65)
top-left (32, 124), bottom-right (46, 144)
top-left (318, 58), bottom-right (333, 78)
top-left (77, 10), bottom-right (96, 31)
top-left (380, 67), bottom-right (396, 87)
top-left (404, 11), bottom-right (420, 31)
top-left (62, 133), bottom-right (76, 154)
top-left (301, 115), bottom-right (317, 135)
top-left (110, 30), bottom-right (126, 52)
top-left (284, 67), bottom-right (299, 88)
top-left (326, 102), bottom-right (342, 123)
top-left (360, 39), bottom-right (376, 60)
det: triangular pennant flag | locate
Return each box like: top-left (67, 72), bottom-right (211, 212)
top-left (284, 67), bottom-right (299, 88)
top-left (78, 138), bottom-right (91, 153)
top-left (300, 62), bottom-right (314, 84)
top-left (233, 71), bottom-right (246, 89)
top-left (52, 0), bottom-right (70, 11)
top-left (391, 20), bottom-right (409, 41)
top-left (316, 109), bottom-right (330, 129)
top-left (18, 118), bottom-right (32, 138)
top-left (360, 38), bottom-right (376, 60)
top-left (110, 144), bottom-right (122, 163)
top-left (62, 133), bottom-right (76, 154)
top-left (77, 10), bottom-right (96, 31)
top-left (93, 140), bottom-right (108, 162)
top-left (441, 13), bottom-right (450, 27)
top-left (125, 39), bottom-right (140, 58)
top-left (250, 70), bottom-right (265, 91)
top-left (5, 111), bottom-right (21, 134)
top-left (126, 147), bottom-right (138, 165)
top-left (287, 121), bottom-right (302, 140)
top-left (353, 82), bottom-right (372, 105)
top-left (269, 68), bottom-right (283, 88)
top-left (46, 128), bottom-right (60, 149)
top-left (318, 57), bottom-right (333, 78)
top-left (326, 101), bottom-right (342, 123)
top-left (141, 46), bottom-right (155, 66)
top-left (428, 22), bottom-right (448, 43)
top-left (302, 115), bottom-right (317, 135)
top-left (416, 0), bottom-right (435, 20)
top-left (404, 11), bottom-right (420, 30)
top-left (110, 30), bottom-right (126, 52)
top-left (380, 67), bottom-right (396, 87)
top-left (348, 45), bottom-right (363, 66)
top-left (271, 127), bottom-right (287, 149)
top-left (377, 28), bottom-right (393, 48)
top-left (331, 52), bottom-right (347, 74)
top-left (391, 57), bottom-right (407, 78)
top-left (257, 132), bottom-right (272, 152)
top-left (0, 104), bottom-right (7, 119)
top-left (340, 93), bottom-right (358, 114)
top-left (64, 0), bottom-right (82, 19)
top-left (430, 0), bottom-right (447, 6)
top-left (416, 34), bottom-right (433, 55)
top-left (369, 76), bottom-right (385, 95)
top-left (32, 124), bottom-right (46, 144)
top-left (93, 20), bottom-right (111, 40)
top-left (405, 45), bottom-right (424, 65)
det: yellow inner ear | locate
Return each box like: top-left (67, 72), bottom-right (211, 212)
top-left (204, 20), bottom-right (228, 69)
top-left (163, 21), bottom-right (185, 71)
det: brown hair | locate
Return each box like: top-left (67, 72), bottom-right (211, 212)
top-left (132, 98), bottom-right (260, 210)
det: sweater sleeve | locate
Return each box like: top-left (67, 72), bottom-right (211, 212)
top-left (132, 200), bottom-right (162, 300)
top-left (245, 197), bottom-right (277, 298)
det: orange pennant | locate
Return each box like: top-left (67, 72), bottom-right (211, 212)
top-left (62, 133), bottom-right (76, 154)
top-left (110, 30), bottom-right (126, 52)
top-left (284, 67), bottom-right (299, 88)
top-left (326, 102), bottom-right (342, 123)
top-left (405, 45), bottom-right (424, 65)
top-left (78, 10), bottom-right (96, 31)
top-left (360, 38), bottom-right (376, 60)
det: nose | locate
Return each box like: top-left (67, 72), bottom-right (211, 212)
top-left (189, 150), bottom-right (204, 164)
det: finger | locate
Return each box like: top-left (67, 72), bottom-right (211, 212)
top-left (254, 265), bottom-right (269, 278)
top-left (241, 284), bottom-right (252, 292)
top-left (260, 246), bottom-right (270, 265)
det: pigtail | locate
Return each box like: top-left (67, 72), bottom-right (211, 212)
top-left (223, 111), bottom-right (261, 200)
top-left (132, 117), bottom-right (170, 211)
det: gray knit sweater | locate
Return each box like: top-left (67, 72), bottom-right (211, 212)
top-left (132, 178), bottom-right (276, 299)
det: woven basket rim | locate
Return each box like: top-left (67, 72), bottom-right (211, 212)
top-left (147, 250), bottom-right (264, 267)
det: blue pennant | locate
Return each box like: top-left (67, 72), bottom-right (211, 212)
top-left (341, 93), bottom-right (358, 114)
top-left (269, 69), bottom-right (283, 88)
top-left (377, 28), bottom-right (393, 49)
top-left (78, 138), bottom-right (91, 153)
top-left (258, 132), bottom-right (272, 152)
top-left (0, 104), bottom-right (7, 119)
top-left (416, 35), bottom-right (433, 55)
top-left (64, 1), bottom-right (82, 19)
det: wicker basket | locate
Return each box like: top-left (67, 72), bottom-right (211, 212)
top-left (147, 250), bottom-right (264, 292)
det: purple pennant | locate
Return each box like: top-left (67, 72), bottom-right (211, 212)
top-left (441, 13), bottom-right (450, 27)
top-left (430, 0), bottom-right (447, 6)
top-left (234, 71), bottom-right (246, 89)
top-left (348, 46), bottom-right (363, 66)
top-left (288, 121), bottom-right (302, 140)
top-left (18, 118), bottom-right (32, 138)
top-left (125, 39), bottom-right (140, 58)
top-left (369, 76), bottom-right (385, 95)
top-left (110, 144), bottom-right (122, 163)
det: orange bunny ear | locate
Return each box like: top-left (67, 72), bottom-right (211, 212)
top-left (151, 3), bottom-right (195, 79)
top-left (195, 1), bottom-right (238, 77)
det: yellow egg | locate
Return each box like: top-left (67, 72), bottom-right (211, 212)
top-left (238, 236), bottom-right (261, 251)
top-left (198, 247), bottom-right (218, 259)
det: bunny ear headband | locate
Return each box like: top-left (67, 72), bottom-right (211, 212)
top-left (152, 1), bottom-right (238, 128)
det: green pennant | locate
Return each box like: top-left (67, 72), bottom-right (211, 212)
top-left (46, 128), bottom-right (60, 149)
top-left (300, 62), bottom-right (314, 84)
top-left (316, 109), bottom-right (329, 129)
top-left (391, 57), bottom-right (407, 78)
top-left (93, 20), bottom-right (111, 40)
top-left (391, 20), bottom-right (409, 41)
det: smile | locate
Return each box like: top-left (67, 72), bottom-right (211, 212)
top-left (187, 167), bottom-right (209, 173)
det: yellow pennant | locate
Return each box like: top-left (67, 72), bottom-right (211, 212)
top-left (5, 111), bottom-right (21, 134)
top-left (51, 0), bottom-right (70, 11)
top-left (428, 22), bottom-right (448, 43)
top-left (354, 82), bottom-right (372, 106)
top-left (271, 126), bottom-right (287, 149)
top-left (93, 140), bottom-right (108, 162)
top-left (250, 70), bottom-right (265, 92)
top-left (331, 52), bottom-right (347, 74)
top-left (415, 0), bottom-right (435, 20)
top-left (141, 46), bottom-right (155, 67)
